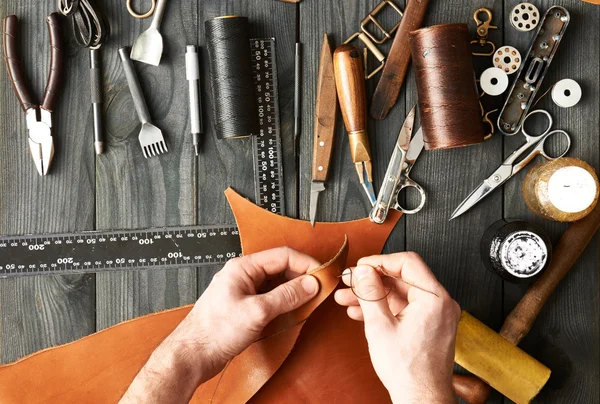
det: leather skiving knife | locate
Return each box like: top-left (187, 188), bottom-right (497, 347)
top-left (310, 33), bottom-right (338, 226)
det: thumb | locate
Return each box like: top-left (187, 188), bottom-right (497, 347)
top-left (353, 265), bottom-right (394, 323)
top-left (258, 275), bottom-right (319, 323)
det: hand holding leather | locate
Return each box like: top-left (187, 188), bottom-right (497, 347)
top-left (121, 247), bottom-right (320, 403)
top-left (334, 253), bottom-right (461, 403)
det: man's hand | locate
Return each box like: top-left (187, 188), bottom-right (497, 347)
top-left (334, 253), bottom-right (461, 404)
top-left (120, 247), bottom-right (320, 404)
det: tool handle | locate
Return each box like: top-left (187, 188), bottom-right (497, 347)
top-left (186, 45), bottom-right (202, 135)
top-left (150, 0), bottom-right (167, 30)
top-left (42, 13), bottom-right (64, 112)
top-left (119, 47), bottom-right (152, 124)
top-left (453, 201), bottom-right (600, 404)
top-left (90, 48), bottom-right (103, 152)
top-left (3, 15), bottom-right (36, 111)
top-left (312, 34), bottom-right (337, 182)
top-left (370, 0), bottom-right (430, 120)
top-left (333, 44), bottom-right (367, 136)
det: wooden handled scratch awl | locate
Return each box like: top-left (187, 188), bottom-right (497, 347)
top-left (333, 44), bottom-right (376, 206)
top-left (453, 200), bottom-right (600, 404)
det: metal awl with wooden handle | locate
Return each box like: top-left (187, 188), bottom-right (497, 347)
top-left (333, 44), bottom-right (376, 206)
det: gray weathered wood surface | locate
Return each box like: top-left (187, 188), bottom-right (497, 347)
top-left (0, 0), bottom-right (598, 402)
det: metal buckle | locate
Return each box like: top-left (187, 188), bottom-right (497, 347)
top-left (471, 8), bottom-right (497, 57)
top-left (345, 0), bottom-right (404, 79)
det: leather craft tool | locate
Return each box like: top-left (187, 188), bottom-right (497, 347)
top-left (511, 3), bottom-right (540, 32)
top-left (2, 14), bottom-right (63, 176)
top-left (498, 6), bottom-right (570, 136)
top-left (57, 0), bottom-right (110, 155)
top-left (118, 47), bottom-right (168, 158)
top-left (454, 200), bottom-right (600, 404)
top-left (470, 8), bottom-right (497, 57)
top-left (333, 44), bottom-right (377, 206)
top-left (131, 0), bottom-right (167, 65)
top-left (370, 107), bottom-right (426, 224)
top-left (186, 45), bottom-right (203, 156)
top-left (480, 219), bottom-right (551, 283)
top-left (551, 78), bottom-right (582, 108)
top-left (127, 0), bottom-right (156, 19)
top-left (344, 0), bottom-right (404, 80)
top-left (309, 34), bottom-right (337, 227)
top-left (205, 16), bottom-right (259, 140)
top-left (522, 157), bottom-right (599, 222)
top-left (0, 189), bottom-right (551, 403)
top-left (493, 46), bottom-right (521, 75)
top-left (369, 0), bottom-right (430, 120)
top-left (410, 23), bottom-right (485, 150)
top-left (451, 109), bottom-right (571, 220)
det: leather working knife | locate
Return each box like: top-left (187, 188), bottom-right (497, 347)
top-left (310, 34), bottom-right (338, 227)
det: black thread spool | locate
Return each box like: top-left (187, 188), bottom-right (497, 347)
top-left (480, 219), bottom-right (552, 283)
top-left (205, 16), bottom-right (259, 140)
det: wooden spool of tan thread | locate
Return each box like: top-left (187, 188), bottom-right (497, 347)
top-left (522, 158), bottom-right (599, 222)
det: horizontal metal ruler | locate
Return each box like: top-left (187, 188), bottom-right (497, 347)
top-left (251, 38), bottom-right (285, 216)
top-left (0, 225), bottom-right (242, 278)
top-left (0, 39), bottom-right (285, 278)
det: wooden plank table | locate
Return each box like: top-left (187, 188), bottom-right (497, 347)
top-left (0, 0), bottom-right (598, 402)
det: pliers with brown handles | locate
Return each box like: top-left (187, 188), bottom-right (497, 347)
top-left (3, 13), bottom-right (63, 176)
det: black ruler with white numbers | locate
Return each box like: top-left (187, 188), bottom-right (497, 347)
top-left (0, 225), bottom-right (242, 277)
top-left (250, 38), bottom-right (285, 216)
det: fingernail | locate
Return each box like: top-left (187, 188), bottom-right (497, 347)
top-left (342, 268), bottom-right (351, 276)
top-left (301, 275), bottom-right (318, 295)
top-left (353, 265), bottom-right (371, 280)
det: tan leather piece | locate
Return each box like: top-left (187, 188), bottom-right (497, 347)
top-left (195, 237), bottom-right (348, 403)
top-left (0, 188), bottom-right (402, 403)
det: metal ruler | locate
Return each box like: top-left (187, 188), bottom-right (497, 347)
top-left (0, 40), bottom-right (286, 278)
top-left (251, 38), bottom-right (285, 215)
top-left (0, 225), bottom-right (242, 278)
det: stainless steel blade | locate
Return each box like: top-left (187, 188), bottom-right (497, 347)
top-left (310, 182), bottom-right (325, 226)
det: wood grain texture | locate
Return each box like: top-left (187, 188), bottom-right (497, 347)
top-left (502, 1), bottom-right (600, 402)
top-left (95, 0), bottom-right (198, 330)
top-left (0, 2), bottom-right (96, 362)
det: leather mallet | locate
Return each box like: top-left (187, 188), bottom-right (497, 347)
top-left (453, 201), bottom-right (600, 403)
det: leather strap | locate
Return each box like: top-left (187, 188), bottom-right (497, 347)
top-left (42, 13), bottom-right (64, 112)
top-left (370, 0), bottom-right (430, 120)
top-left (3, 15), bottom-right (36, 111)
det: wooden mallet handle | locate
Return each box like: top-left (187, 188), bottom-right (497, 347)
top-left (453, 201), bottom-right (600, 403)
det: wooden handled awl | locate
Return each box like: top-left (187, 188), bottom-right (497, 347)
top-left (333, 44), bottom-right (376, 206)
top-left (310, 34), bottom-right (338, 226)
top-left (453, 200), bottom-right (600, 403)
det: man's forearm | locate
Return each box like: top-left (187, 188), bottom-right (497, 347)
top-left (119, 325), bottom-right (221, 404)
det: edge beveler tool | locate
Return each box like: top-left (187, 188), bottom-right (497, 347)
top-left (3, 13), bottom-right (63, 176)
top-left (333, 44), bottom-right (377, 206)
top-left (309, 34), bottom-right (338, 227)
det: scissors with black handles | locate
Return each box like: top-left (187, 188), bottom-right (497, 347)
top-left (451, 109), bottom-right (571, 220)
top-left (370, 107), bottom-right (426, 224)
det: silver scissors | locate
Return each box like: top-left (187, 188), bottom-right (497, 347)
top-left (451, 109), bottom-right (571, 220)
top-left (370, 107), bottom-right (426, 224)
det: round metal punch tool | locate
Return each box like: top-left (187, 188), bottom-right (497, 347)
top-left (511, 3), bottom-right (540, 32)
top-left (493, 46), bottom-right (521, 75)
top-left (480, 67), bottom-right (509, 96)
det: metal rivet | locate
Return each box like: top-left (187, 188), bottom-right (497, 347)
top-left (319, 141), bottom-right (325, 147)
top-left (318, 166), bottom-right (323, 171)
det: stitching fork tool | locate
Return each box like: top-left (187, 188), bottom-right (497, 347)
top-left (451, 109), bottom-right (571, 220)
top-left (333, 44), bottom-right (377, 206)
top-left (370, 106), bottom-right (426, 224)
top-left (3, 13), bottom-right (64, 175)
